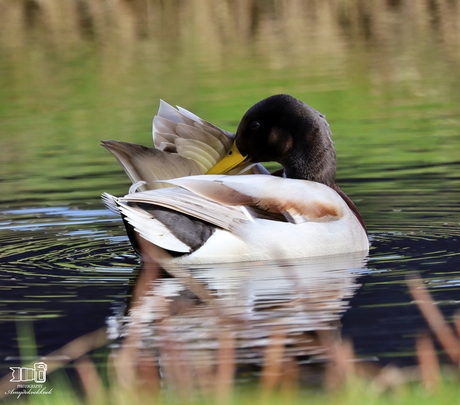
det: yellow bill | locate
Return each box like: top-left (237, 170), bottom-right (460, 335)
top-left (206, 141), bottom-right (249, 174)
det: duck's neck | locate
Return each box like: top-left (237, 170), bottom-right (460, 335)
top-left (281, 139), bottom-right (337, 187)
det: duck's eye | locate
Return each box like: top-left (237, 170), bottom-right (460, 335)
top-left (250, 121), bottom-right (260, 130)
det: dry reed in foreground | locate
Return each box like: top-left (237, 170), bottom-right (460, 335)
top-left (99, 258), bottom-right (460, 400)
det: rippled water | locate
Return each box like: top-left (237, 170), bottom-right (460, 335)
top-left (1, 0), bottom-right (460, 382)
top-left (0, 206), bottom-right (134, 375)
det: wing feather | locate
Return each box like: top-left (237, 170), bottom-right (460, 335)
top-left (117, 202), bottom-right (192, 253)
top-left (101, 141), bottom-right (202, 190)
top-left (103, 101), bottom-right (270, 193)
top-left (118, 188), bottom-right (250, 231)
top-left (162, 175), bottom-right (346, 223)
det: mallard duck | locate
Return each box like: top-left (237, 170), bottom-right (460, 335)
top-left (102, 94), bottom-right (369, 264)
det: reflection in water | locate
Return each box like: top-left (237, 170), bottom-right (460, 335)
top-left (110, 251), bottom-right (368, 373)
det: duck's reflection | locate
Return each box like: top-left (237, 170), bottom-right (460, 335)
top-left (109, 248), bottom-right (368, 386)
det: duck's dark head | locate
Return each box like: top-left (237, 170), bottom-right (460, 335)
top-left (207, 94), bottom-right (337, 187)
top-left (236, 94), bottom-right (336, 186)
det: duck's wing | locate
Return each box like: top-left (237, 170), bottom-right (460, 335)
top-left (161, 174), bottom-right (346, 224)
top-left (103, 187), bottom-right (250, 254)
top-left (154, 100), bottom-right (268, 175)
top-left (103, 174), bottom-right (348, 256)
top-left (153, 100), bottom-right (234, 165)
top-left (114, 187), bottom-right (250, 231)
top-left (101, 140), bottom-right (203, 191)
top-left (102, 102), bottom-right (268, 191)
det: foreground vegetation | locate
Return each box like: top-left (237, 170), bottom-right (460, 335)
top-left (2, 351), bottom-right (460, 405)
top-left (5, 377), bottom-right (459, 405)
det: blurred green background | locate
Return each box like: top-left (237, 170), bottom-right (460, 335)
top-left (0, 0), bottom-right (459, 228)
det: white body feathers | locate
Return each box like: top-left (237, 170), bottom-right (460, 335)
top-left (104, 175), bottom-right (369, 264)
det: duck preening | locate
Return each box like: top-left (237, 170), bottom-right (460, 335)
top-left (102, 94), bottom-right (369, 264)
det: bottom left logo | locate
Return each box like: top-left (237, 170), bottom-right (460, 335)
top-left (10, 362), bottom-right (47, 383)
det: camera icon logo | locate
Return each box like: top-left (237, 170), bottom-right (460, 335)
top-left (10, 362), bottom-right (47, 383)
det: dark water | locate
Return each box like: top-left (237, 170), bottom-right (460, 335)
top-left (1, 0), bottom-right (460, 382)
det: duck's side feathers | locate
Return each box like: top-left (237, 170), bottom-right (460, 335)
top-left (102, 192), bottom-right (194, 254)
top-left (117, 202), bottom-right (193, 253)
top-left (161, 175), bottom-right (346, 224)
top-left (118, 187), bottom-right (250, 231)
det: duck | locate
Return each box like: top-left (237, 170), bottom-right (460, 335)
top-left (102, 94), bottom-right (369, 264)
